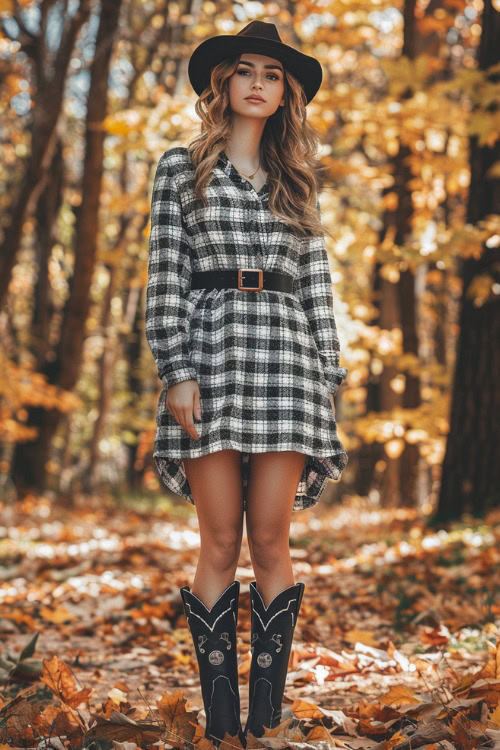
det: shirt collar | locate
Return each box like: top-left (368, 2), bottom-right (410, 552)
top-left (216, 149), bottom-right (269, 197)
top-left (217, 150), bottom-right (233, 176)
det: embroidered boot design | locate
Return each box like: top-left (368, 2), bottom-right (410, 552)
top-left (244, 580), bottom-right (306, 740)
top-left (180, 580), bottom-right (245, 747)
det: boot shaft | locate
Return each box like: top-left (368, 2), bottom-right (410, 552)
top-left (180, 580), bottom-right (240, 658)
top-left (249, 580), bottom-right (305, 654)
top-left (245, 580), bottom-right (306, 738)
top-left (180, 580), bottom-right (244, 747)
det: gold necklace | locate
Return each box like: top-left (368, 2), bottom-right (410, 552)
top-left (227, 153), bottom-right (261, 180)
top-left (239, 163), bottom-right (260, 180)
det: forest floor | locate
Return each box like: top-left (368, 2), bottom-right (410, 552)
top-left (0, 490), bottom-right (499, 749)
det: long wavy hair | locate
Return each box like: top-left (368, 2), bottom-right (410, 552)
top-left (185, 53), bottom-right (329, 238)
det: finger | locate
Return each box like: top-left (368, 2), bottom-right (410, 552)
top-left (169, 403), bottom-right (180, 424)
top-left (182, 405), bottom-right (200, 441)
top-left (193, 390), bottom-right (201, 421)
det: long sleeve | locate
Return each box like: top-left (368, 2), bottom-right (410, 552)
top-left (145, 152), bottom-right (198, 389)
top-left (294, 200), bottom-right (348, 394)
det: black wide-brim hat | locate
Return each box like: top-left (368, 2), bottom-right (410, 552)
top-left (188, 20), bottom-right (323, 105)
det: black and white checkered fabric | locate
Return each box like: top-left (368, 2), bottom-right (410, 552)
top-left (146, 146), bottom-right (348, 512)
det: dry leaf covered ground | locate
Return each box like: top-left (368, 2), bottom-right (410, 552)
top-left (0, 492), bottom-right (499, 749)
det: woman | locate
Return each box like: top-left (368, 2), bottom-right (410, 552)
top-left (145, 20), bottom-right (348, 747)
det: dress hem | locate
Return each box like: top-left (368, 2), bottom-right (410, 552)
top-left (153, 440), bottom-right (347, 461)
top-left (154, 441), bottom-right (348, 513)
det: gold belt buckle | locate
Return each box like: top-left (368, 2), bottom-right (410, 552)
top-left (238, 268), bottom-right (263, 291)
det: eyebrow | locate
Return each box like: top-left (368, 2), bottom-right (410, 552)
top-left (238, 59), bottom-right (283, 73)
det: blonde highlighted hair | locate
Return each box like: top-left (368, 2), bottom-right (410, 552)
top-left (185, 53), bottom-right (329, 238)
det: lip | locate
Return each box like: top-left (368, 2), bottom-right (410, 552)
top-left (245, 96), bottom-right (265, 103)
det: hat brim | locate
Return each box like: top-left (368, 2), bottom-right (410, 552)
top-left (188, 35), bottom-right (322, 105)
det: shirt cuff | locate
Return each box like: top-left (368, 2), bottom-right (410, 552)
top-left (160, 364), bottom-right (198, 389)
top-left (324, 365), bottom-right (348, 394)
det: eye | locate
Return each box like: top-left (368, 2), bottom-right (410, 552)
top-left (237, 68), bottom-right (280, 81)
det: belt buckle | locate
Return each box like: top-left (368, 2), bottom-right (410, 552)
top-left (238, 268), bottom-right (263, 292)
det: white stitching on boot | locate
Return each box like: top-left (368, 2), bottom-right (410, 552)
top-left (207, 674), bottom-right (240, 740)
top-left (251, 599), bottom-right (297, 631)
top-left (251, 582), bottom-right (301, 611)
top-left (198, 634), bottom-right (208, 652)
top-left (185, 599), bottom-right (236, 631)
top-left (247, 676), bottom-right (275, 729)
top-left (271, 634), bottom-right (283, 652)
top-left (188, 582), bottom-right (238, 613)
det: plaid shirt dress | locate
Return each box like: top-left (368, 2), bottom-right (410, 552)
top-left (146, 146), bottom-right (348, 512)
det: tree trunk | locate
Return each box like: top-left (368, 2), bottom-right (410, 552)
top-left (11, 0), bottom-right (123, 492)
top-left (32, 137), bottom-right (64, 367)
top-left (433, 0), bottom-right (500, 522)
top-left (85, 265), bottom-right (117, 493)
top-left (0, 1), bottom-right (90, 309)
top-left (380, 275), bottom-right (403, 507)
top-left (365, 0), bottom-right (421, 507)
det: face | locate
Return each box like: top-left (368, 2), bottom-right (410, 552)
top-left (227, 52), bottom-right (285, 119)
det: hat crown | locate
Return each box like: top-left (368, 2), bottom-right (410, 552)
top-left (236, 20), bottom-right (282, 43)
top-left (188, 19), bottom-right (323, 105)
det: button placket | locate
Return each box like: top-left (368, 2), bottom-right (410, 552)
top-left (218, 152), bottom-right (269, 269)
top-left (255, 196), bottom-right (270, 271)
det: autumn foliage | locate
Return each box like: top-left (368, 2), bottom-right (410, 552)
top-left (0, 1), bottom-right (499, 747)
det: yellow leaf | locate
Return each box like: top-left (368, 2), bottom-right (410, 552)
top-left (417, 16), bottom-right (452, 33)
top-left (41, 655), bottom-right (91, 708)
top-left (379, 684), bottom-right (420, 707)
top-left (344, 628), bottom-right (378, 646)
top-left (0, 0), bottom-right (14, 13)
top-left (102, 115), bottom-right (134, 136)
top-left (290, 698), bottom-right (324, 719)
top-left (40, 606), bottom-right (77, 624)
top-left (156, 689), bottom-right (199, 746)
top-left (305, 724), bottom-right (334, 742)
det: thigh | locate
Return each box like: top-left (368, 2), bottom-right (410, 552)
top-left (183, 449), bottom-right (245, 539)
top-left (245, 451), bottom-right (307, 537)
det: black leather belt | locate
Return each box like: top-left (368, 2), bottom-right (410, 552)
top-left (191, 269), bottom-right (293, 293)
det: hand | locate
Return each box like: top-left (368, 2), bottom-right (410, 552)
top-left (329, 392), bottom-right (336, 417)
top-left (166, 379), bottom-right (202, 441)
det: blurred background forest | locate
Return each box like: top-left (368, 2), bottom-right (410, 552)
top-left (1, 4), bottom-right (499, 743)
top-left (0, 0), bottom-right (498, 520)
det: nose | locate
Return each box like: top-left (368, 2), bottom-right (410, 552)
top-left (251, 73), bottom-right (265, 88)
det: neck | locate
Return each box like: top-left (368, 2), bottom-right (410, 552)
top-left (225, 114), bottom-right (266, 172)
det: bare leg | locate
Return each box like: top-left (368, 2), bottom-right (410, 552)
top-left (245, 451), bottom-right (307, 607)
top-left (183, 449), bottom-right (244, 610)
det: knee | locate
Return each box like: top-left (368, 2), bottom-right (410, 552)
top-left (248, 528), bottom-right (286, 569)
top-left (201, 527), bottom-right (242, 570)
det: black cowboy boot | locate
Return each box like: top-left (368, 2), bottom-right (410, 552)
top-left (180, 580), bottom-right (246, 747)
top-left (243, 580), bottom-right (305, 740)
